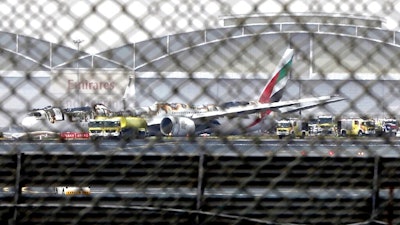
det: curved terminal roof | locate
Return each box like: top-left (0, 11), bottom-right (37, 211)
top-left (220, 13), bottom-right (384, 27)
top-left (1, 13), bottom-right (400, 80)
top-left (0, 31), bottom-right (90, 72)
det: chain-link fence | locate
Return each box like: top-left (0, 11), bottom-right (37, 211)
top-left (2, 1), bottom-right (400, 224)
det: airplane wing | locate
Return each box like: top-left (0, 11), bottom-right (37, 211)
top-left (146, 117), bottom-right (165, 126)
top-left (277, 96), bottom-right (345, 114)
top-left (191, 95), bottom-right (346, 120)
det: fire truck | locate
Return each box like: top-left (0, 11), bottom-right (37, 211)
top-left (276, 119), bottom-right (308, 139)
top-left (337, 118), bottom-right (376, 137)
top-left (316, 115), bottom-right (336, 136)
top-left (88, 116), bottom-right (147, 140)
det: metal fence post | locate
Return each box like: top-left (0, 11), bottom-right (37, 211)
top-left (196, 147), bottom-right (206, 224)
top-left (10, 152), bottom-right (22, 225)
top-left (371, 155), bottom-right (381, 221)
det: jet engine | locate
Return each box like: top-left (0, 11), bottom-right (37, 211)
top-left (160, 117), bottom-right (195, 136)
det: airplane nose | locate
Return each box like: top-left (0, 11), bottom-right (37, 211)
top-left (21, 116), bottom-right (37, 129)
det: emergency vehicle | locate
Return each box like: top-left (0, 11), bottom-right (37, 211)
top-left (337, 118), bottom-right (376, 136)
top-left (317, 115), bottom-right (336, 136)
top-left (276, 119), bottom-right (308, 139)
top-left (88, 116), bottom-right (147, 140)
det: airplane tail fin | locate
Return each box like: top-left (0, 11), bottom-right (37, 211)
top-left (258, 48), bottom-right (294, 104)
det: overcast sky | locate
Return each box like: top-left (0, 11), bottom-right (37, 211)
top-left (0, 0), bottom-right (399, 53)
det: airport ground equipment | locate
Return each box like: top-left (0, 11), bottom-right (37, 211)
top-left (307, 118), bottom-right (318, 136)
top-left (88, 116), bottom-right (147, 140)
top-left (276, 118), bottom-right (308, 139)
top-left (337, 118), bottom-right (376, 136)
top-left (316, 115), bottom-right (336, 136)
top-left (375, 118), bottom-right (398, 137)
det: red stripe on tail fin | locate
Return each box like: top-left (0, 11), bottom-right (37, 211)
top-left (258, 49), bottom-right (294, 104)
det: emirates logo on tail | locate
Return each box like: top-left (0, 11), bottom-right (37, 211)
top-left (258, 48), bottom-right (294, 104)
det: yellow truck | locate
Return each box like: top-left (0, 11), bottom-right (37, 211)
top-left (88, 116), bottom-right (147, 140)
top-left (276, 119), bottom-right (308, 139)
top-left (317, 115), bottom-right (336, 136)
top-left (337, 118), bottom-right (375, 137)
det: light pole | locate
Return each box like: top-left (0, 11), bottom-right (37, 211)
top-left (73, 39), bottom-right (84, 106)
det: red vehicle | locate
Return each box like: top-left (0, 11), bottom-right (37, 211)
top-left (60, 132), bottom-right (90, 140)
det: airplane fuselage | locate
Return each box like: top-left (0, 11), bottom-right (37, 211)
top-left (21, 107), bottom-right (93, 134)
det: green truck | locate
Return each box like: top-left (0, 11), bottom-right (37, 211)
top-left (88, 116), bottom-right (147, 140)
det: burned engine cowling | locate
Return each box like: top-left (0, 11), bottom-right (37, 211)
top-left (160, 117), bottom-right (195, 136)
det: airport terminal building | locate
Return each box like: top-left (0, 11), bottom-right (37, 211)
top-left (1, 13), bottom-right (400, 123)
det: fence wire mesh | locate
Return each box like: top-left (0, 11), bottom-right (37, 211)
top-left (2, 1), bottom-right (400, 225)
